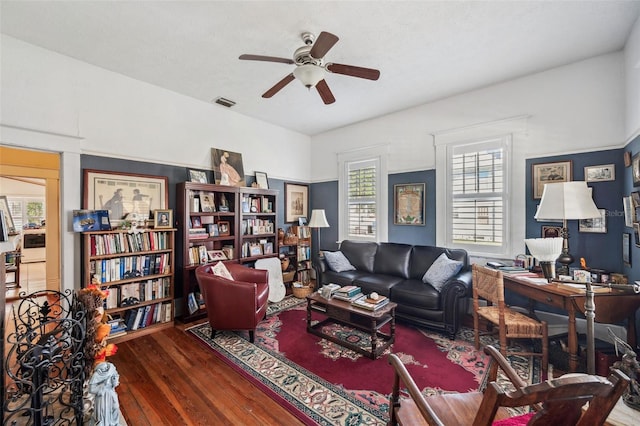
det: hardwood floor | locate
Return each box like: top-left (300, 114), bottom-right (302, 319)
top-left (113, 323), bottom-right (304, 425)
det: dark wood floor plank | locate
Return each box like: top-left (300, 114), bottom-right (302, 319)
top-left (112, 325), bottom-right (303, 425)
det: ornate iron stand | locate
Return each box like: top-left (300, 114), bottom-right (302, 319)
top-left (3, 290), bottom-right (87, 425)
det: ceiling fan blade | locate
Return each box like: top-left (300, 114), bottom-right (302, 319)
top-left (309, 31), bottom-right (339, 59)
top-left (316, 79), bottom-right (336, 105)
top-left (262, 73), bottom-right (295, 98)
top-left (239, 54), bottom-right (294, 65)
top-left (326, 63), bottom-right (380, 80)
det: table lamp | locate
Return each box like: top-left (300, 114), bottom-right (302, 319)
top-left (534, 181), bottom-right (600, 276)
top-left (524, 237), bottom-right (563, 281)
top-left (308, 209), bottom-right (330, 253)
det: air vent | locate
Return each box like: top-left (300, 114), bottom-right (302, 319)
top-left (213, 97), bottom-right (236, 108)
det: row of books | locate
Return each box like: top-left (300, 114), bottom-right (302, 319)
top-left (89, 231), bottom-right (171, 256)
top-left (105, 277), bottom-right (171, 309)
top-left (241, 195), bottom-right (273, 213)
top-left (90, 253), bottom-right (170, 283)
top-left (119, 302), bottom-right (172, 334)
top-left (297, 245), bottom-right (311, 261)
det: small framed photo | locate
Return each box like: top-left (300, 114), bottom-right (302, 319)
top-left (532, 160), bottom-right (572, 199)
top-left (263, 242), bottom-right (273, 254)
top-left (255, 171), bottom-right (269, 189)
top-left (218, 221), bottom-right (230, 236)
top-left (188, 169), bottom-right (209, 184)
top-left (249, 243), bottom-right (263, 256)
top-left (192, 216), bottom-right (202, 228)
top-left (200, 192), bottom-right (216, 212)
top-left (578, 208), bottom-right (606, 233)
top-left (207, 250), bottom-right (227, 262)
top-left (623, 233), bottom-right (631, 266)
top-left (633, 153), bottom-right (640, 187)
top-left (298, 217), bottom-right (307, 226)
top-left (207, 223), bottom-right (219, 237)
top-left (584, 164), bottom-right (615, 182)
top-left (541, 225), bottom-right (563, 238)
top-left (153, 209), bottom-right (173, 229)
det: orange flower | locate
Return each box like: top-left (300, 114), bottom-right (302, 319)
top-left (94, 343), bottom-right (118, 366)
top-left (95, 323), bottom-right (111, 342)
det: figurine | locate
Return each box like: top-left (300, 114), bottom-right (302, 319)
top-left (88, 362), bottom-right (121, 426)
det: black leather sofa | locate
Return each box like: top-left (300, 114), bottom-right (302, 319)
top-left (313, 240), bottom-right (472, 338)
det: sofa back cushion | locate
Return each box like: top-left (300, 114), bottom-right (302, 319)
top-left (374, 243), bottom-right (412, 278)
top-left (340, 240), bottom-right (378, 273)
top-left (410, 245), bottom-right (468, 279)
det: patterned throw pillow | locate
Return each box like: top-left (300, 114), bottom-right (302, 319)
top-left (324, 251), bottom-right (356, 273)
top-left (421, 253), bottom-right (463, 291)
top-left (211, 261), bottom-right (233, 280)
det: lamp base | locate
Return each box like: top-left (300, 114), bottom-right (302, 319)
top-left (540, 261), bottom-right (556, 282)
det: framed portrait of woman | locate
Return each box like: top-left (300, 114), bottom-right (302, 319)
top-left (211, 148), bottom-right (246, 187)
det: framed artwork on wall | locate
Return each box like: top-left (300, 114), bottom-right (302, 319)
top-left (624, 196), bottom-right (634, 228)
top-left (285, 182), bottom-right (309, 223)
top-left (623, 233), bottom-right (631, 267)
top-left (578, 209), bottom-right (606, 233)
top-left (633, 153), bottom-right (640, 187)
top-left (394, 183), bottom-right (425, 225)
top-left (584, 164), bottom-right (615, 182)
top-left (0, 195), bottom-right (16, 234)
top-left (531, 160), bottom-right (572, 199)
top-left (541, 225), bottom-right (562, 238)
top-left (83, 169), bottom-right (168, 225)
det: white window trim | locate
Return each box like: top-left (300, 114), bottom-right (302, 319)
top-left (433, 115), bottom-right (529, 259)
top-left (337, 145), bottom-right (389, 243)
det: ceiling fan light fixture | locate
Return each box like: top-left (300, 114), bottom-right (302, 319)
top-left (293, 64), bottom-right (324, 89)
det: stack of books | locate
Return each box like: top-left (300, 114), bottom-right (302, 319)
top-left (351, 294), bottom-right (390, 311)
top-left (107, 317), bottom-right (128, 339)
top-left (333, 285), bottom-right (363, 302)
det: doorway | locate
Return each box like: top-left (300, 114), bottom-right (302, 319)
top-left (0, 146), bottom-right (61, 297)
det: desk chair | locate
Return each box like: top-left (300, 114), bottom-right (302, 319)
top-left (388, 345), bottom-right (630, 426)
top-left (472, 264), bottom-right (548, 372)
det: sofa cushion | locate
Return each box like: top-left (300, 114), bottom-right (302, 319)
top-left (391, 279), bottom-right (441, 310)
top-left (410, 245), bottom-right (468, 280)
top-left (340, 240), bottom-right (378, 273)
top-left (324, 251), bottom-right (356, 273)
top-left (374, 243), bottom-right (412, 278)
top-left (353, 274), bottom-right (404, 297)
top-left (321, 269), bottom-right (368, 287)
top-left (422, 253), bottom-right (464, 291)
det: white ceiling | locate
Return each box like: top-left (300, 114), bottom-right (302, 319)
top-left (2, 1), bottom-right (639, 136)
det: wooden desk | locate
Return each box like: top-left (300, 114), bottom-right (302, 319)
top-left (503, 274), bottom-right (640, 372)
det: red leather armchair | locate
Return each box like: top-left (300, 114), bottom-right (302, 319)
top-left (195, 263), bottom-right (269, 343)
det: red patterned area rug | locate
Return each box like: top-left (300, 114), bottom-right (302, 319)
top-left (187, 297), bottom-right (540, 425)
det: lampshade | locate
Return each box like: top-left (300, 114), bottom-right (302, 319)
top-left (524, 237), bottom-right (563, 262)
top-left (293, 64), bottom-right (325, 88)
top-left (308, 209), bottom-right (330, 228)
top-left (534, 181), bottom-right (600, 220)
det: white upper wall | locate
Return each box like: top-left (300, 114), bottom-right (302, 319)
top-left (626, 16), bottom-right (640, 140)
top-left (310, 51), bottom-right (626, 182)
top-left (0, 35), bottom-right (311, 182)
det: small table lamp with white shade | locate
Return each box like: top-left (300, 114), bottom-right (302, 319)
top-left (308, 209), bottom-right (330, 253)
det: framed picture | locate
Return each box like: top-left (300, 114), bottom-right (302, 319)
top-left (285, 183), bottom-right (309, 223)
top-left (633, 153), bottom-right (640, 187)
top-left (541, 225), bottom-right (563, 238)
top-left (623, 233), bottom-right (631, 267)
top-left (211, 148), bottom-right (246, 187)
top-left (192, 216), bottom-right (202, 228)
top-left (188, 168), bottom-right (209, 184)
top-left (72, 209), bottom-right (111, 232)
top-left (207, 250), bottom-right (227, 261)
top-left (578, 208), bottom-right (606, 233)
top-left (153, 209), bottom-right (173, 229)
top-left (0, 195), bottom-right (16, 233)
top-left (207, 223), bottom-right (219, 237)
top-left (298, 217), bottom-right (307, 226)
top-left (634, 223), bottom-right (640, 247)
top-left (584, 164), bottom-right (615, 182)
top-left (624, 196), bottom-right (634, 228)
top-left (394, 183), bottom-right (425, 225)
top-left (218, 221), bottom-right (230, 236)
top-left (200, 193), bottom-right (216, 212)
top-left (532, 161), bottom-right (572, 199)
top-left (249, 243), bottom-right (263, 256)
top-left (83, 169), bottom-right (168, 225)
top-left (255, 171), bottom-right (269, 189)
top-left (0, 211), bottom-right (10, 242)
top-left (632, 192), bottom-right (640, 207)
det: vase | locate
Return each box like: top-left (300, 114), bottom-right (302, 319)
top-left (278, 228), bottom-right (285, 243)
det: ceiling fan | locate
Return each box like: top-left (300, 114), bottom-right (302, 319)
top-left (239, 31), bottom-right (380, 105)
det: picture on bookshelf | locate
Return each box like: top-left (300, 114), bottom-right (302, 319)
top-left (73, 209), bottom-right (111, 232)
top-left (200, 193), bottom-right (216, 212)
top-left (207, 250), bottom-right (227, 261)
top-left (192, 216), bottom-right (202, 228)
top-left (188, 168), bottom-right (209, 184)
top-left (187, 292), bottom-right (199, 315)
top-left (263, 242), bottom-right (273, 254)
top-left (207, 223), bottom-right (219, 237)
top-left (218, 221), bottom-right (230, 236)
top-left (211, 148), bottom-right (246, 187)
top-left (255, 171), bottom-right (269, 189)
top-left (249, 243), bottom-right (263, 257)
top-left (153, 209), bottom-right (173, 229)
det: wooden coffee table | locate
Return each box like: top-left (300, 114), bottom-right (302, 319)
top-left (306, 292), bottom-right (397, 359)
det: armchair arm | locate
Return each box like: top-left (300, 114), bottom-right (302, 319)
top-left (483, 345), bottom-right (527, 390)
top-left (227, 263), bottom-right (268, 284)
top-left (313, 253), bottom-right (329, 286)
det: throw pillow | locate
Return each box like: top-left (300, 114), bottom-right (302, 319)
top-left (421, 253), bottom-right (463, 292)
top-left (211, 261), bottom-right (233, 280)
top-left (324, 251), bottom-right (356, 273)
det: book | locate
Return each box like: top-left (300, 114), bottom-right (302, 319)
top-left (336, 285), bottom-right (361, 297)
top-left (352, 295), bottom-right (390, 311)
top-left (364, 295), bottom-right (388, 304)
top-left (332, 292), bottom-right (363, 302)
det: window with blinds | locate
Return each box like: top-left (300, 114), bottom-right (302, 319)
top-left (347, 159), bottom-right (377, 238)
top-left (450, 142), bottom-right (506, 249)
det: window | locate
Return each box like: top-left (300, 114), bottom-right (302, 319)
top-left (338, 146), bottom-right (388, 242)
top-left (7, 197), bottom-right (46, 230)
top-left (446, 137), bottom-right (509, 255)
